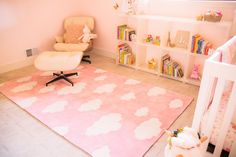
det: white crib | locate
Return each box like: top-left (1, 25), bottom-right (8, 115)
top-left (192, 36), bottom-right (236, 157)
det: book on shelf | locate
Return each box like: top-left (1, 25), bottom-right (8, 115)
top-left (161, 54), bottom-right (184, 78)
top-left (117, 43), bottom-right (135, 65)
top-left (191, 34), bottom-right (213, 55)
top-left (117, 25), bottom-right (136, 41)
top-left (161, 54), bottom-right (171, 73)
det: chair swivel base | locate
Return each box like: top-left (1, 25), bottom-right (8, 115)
top-left (46, 71), bottom-right (78, 86)
top-left (82, 55), bottom-right (91, 64)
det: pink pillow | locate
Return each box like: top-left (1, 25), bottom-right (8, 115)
top-left (64, 25), bottom-right (83, 44)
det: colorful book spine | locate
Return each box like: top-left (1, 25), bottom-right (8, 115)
top-left (161, 54), bottom-right (183, 78)
top-left (191, 35), bottom-right (195, 53)
top-left (117, 25), bottom-right (136, 41)
top-left (191, 34), bottom-right (214, 56)
top-left (194, 36), bottom-right (201, 54)
top-left (117, 42), bottom-right (135, 65)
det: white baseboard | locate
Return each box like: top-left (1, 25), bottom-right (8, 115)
top-left (91, 48), bottom-right (116, 59)
top-left (0, 56), bottom-right (37, 74)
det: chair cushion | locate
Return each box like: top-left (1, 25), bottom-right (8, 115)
top-left (34, 51), bottom-right (83, 71)
top-left (64, 24), bottom-right (83, 44)
top-left (54, 42), bottom-right (89, 52)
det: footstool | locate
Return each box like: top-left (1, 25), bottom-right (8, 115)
top-left (34, 51), bottom-right (83, 86)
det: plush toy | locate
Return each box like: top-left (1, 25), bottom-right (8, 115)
top-left (78, 25), bottom-right (97, 43)
top-left (190, 64), bottom-right (201, 80)
top-left (165, 127), bottom-right (207, 157)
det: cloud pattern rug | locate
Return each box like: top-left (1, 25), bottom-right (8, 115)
top-left (0, 65), bottom-right (193, 157)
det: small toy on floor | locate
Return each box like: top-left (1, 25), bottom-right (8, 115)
top-left (165, 126), bottom-right (207, 157)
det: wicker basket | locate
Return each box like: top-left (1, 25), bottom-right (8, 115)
top-left (204, 15), bottom-right (222, 22)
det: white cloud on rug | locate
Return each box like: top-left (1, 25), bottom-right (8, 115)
top-left (42, 101), bottom-right (68, 113)
top-left (86, 113), bottom-right (122, 136)
top-left (135, 107), bottom-right (149, 117)
top-left (78, 99), bottom-right (103, 112)
top-left (16, 76), bottom-right (32, 83)
top-left (39, 85), bottom-right (55, 93)
top-left (53, 126), bottom-right (69, 136)
top-left (92, 146), bottom-right (110, 157)
top-left (94, 69), bottom-right (107, 73)
top-left (94, 75), bottom-right (107, 81)
top-left (134, 118), bottom-right (162, 140)
top-left (169, 99), bottom-right (183, 109)
top-left (11, 81), bottom-right (37, 93)
top-left (147, 87), bottom-right (166, 96)
top-left (120, 92), bottom-right (136, 101)
top-left (19, 97), bottom-right (38, 108)
top-left (57, 82), bottom-right (86, 95)
top-left (124, 79), bottom-right (140, 85)
top-left (93, 84), bottom-right (117, 94)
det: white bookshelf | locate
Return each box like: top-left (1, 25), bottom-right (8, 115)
top-left (116, 14), bottom-right (232, 86)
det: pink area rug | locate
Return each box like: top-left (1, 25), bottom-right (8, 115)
top-left (0, 65), bottom-right (193, 157)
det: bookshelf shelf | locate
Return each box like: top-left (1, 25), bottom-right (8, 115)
top-left (116, 13), bottom-right (232, 86)
top-left (137, 63), bottom-right (158, 75)
top-left (118, 63), bottom-right (136, 69)
top-left (160, 73), bottom-right (184, 82)
top-left (118, 14), bottom-right (231, 28)
top-left (189, 53), bottom-right (209, 58)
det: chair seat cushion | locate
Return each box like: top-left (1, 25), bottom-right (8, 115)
top-left (34, 51), bottom-right (83, 71)
top-left (54, 42), bottom-right (89, 52)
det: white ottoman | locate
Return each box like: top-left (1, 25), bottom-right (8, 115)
top-left (34, 51), bottom-right (83, 86)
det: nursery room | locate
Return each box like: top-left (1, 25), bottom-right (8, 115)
top-left (0, 0), bottom-right (236, 157)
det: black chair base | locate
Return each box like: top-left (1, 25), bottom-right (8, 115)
top-left (82, 55), bottom-right (91, 64)
top-left (46, 71), bottom-right (78, 86)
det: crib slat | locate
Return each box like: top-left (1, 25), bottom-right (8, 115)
top-left (192, 63), bottom-right (215, 131)
top-left (214, 83), bottom-right (236, 156)
top-left (202, 79), bottom-right (225, 152)
top-left (229, 135), bottom-right (236, 157)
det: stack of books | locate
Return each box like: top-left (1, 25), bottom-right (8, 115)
top-left (161, 54), bottom-right (184, 78)
top-left (117, 43), bottom-right (135, 65)
top-left (191, 34), bottom-right (213, 55)
top-left (117, 25), bottom-right (136, 41)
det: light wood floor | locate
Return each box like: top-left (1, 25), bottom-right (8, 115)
top-left (0, 52), bottom-right (199, 157)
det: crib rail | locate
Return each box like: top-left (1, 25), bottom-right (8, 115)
top-left (192, 36), bottom-right (236, 157)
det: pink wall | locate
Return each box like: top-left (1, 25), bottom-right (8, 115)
top-left (75, 0), bottom-right (121, 53)
top-left (0, 0), bottom-right (87, 68)
top-left (0, 0), bottom-right (235, 72)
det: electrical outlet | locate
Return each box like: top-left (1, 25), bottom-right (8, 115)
top-left (26, 49), bottom-right (33, 57)
top-left (26, 48), bottom-right (39, 57)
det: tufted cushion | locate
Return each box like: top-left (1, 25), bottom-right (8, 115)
top-left (64, 24), bottom-right (83, 44)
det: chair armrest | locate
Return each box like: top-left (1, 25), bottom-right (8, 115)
top-left (55, 36), bottom-right (64, 43)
